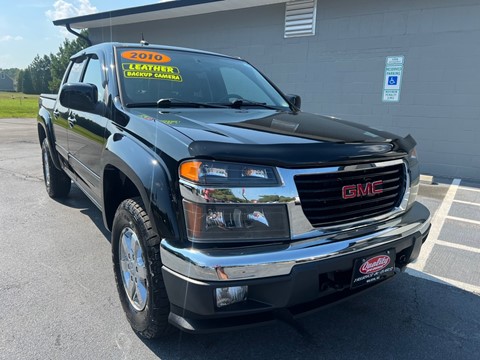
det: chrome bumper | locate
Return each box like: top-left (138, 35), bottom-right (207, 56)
top-left (160, 202), bottom-right (431, 282)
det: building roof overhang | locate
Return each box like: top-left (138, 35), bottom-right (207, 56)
top-left (53, 0), bottom-right (287, 29)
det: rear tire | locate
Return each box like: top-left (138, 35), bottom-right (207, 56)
top-left (112, 197), bottom-right (173, 339)
top-left (41, 138), bottom-right (71, 198)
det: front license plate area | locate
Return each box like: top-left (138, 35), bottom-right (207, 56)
top-left (351, 249), bottom-right (395, 289)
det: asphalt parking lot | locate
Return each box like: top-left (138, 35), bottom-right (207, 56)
top-left (0, 118), bottom-right (479, 360)
top-left (408, 178), bottom-right (480, 293)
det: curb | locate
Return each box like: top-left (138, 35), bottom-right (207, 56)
top-left (420, 174), bottom-right (433, 185)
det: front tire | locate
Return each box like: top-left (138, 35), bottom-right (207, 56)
top-left (112, 197), bottom-right (172, 339)
top-left (41, 138), bottom-right (71, 198)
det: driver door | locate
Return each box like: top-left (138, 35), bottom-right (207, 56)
top-left (67, 53), bottom-right (108, 204)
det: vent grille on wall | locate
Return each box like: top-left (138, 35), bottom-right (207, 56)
top-left (284, 0), bottom-right (317, 38)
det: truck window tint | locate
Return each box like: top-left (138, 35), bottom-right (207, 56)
top-left (66, 58), bottom-right (87, 83)
top-left (116, 48), bottom-right (289, 109)
top-left (82, 57), bottom-right (105, 103)
top-left (219, 67), bottom-right (273, 104)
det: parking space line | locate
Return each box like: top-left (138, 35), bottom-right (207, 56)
top-left (453, 200), bottom-right (480, 207)
top-left (446, 216), bottom-right (480, 226)
top-left (405, 268), bottom-right (480, 295)
top-left (435, 239), bottom-right (480, 253)
top-left (461, 187), bottom-right (480, 193)
top-left (409, 178), bottom-right (461, 272)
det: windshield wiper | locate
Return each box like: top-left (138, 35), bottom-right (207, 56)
top-left (126, 98), bottom-right (281, 109)
top-left (157, 98), bottom-right (227, 108)
top-left (227, 99), bottom-right (280, 110)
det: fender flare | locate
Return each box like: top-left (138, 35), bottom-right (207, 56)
top-left (102, 133), bottom-right (180, 240)
top-left (37, 108), bottom-right (63, 170)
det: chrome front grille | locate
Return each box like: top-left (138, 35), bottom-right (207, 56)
top-left (294, 162), bottom-right (406, 227)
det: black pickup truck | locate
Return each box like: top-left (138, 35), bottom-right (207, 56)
top-left (38, 42), bottom-right (431, 338)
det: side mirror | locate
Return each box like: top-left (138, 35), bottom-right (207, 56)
top-left (59, 83), bottom-right (98, 112)
top-left (286, 94), bottom-right (301, 109)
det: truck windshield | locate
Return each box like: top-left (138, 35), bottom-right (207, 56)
top-left (116, 47), bottom-right (290, 110)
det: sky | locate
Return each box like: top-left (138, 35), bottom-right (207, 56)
top-left (0, 0), bottom-right (163, 69)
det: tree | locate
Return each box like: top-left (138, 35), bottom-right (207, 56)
top-left (16, 70), bottom-right (24, 92)
top-left (29, 55), bottom-right (52, 94)
top-left (21, 69), bottom-right (34, 94)
top-left (49, 31), bottom-right (89, 93)
top-left (18, 30), bottom-right (90, 94)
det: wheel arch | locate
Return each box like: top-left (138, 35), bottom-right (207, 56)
top-left (102, 136), bottom-right (180, 241)
top-left (102, 163), bottom-right (142, 230)
top-left (37, 108), bottom-right (62, 170)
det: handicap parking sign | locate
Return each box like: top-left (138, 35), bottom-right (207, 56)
top-left (388, 76), bottom-right (398, 85)
top-left (383, 55), bottom-right (404, 102)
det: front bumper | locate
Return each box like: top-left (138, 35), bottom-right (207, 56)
top-left (160, 201), bottom-right (430, 332)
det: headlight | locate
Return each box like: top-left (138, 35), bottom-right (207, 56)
top-left (183, 200), bottom-right (290, 242)
top-left (179, 160), bottom-right (280, 186)
top-left (180, 160), bottom-right (289, 242)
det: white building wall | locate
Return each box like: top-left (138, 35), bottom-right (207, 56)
top-left (90, 0), bottom-right (480, 180)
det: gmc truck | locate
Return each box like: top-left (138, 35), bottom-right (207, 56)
top-left (37, 42), bottom-right (431, 339)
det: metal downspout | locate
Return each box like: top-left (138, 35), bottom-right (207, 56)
top-left (65, 24), bottom-right (92, 46)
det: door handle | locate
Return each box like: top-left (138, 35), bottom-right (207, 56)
top-left (68, 116), bottom-right (77, 128)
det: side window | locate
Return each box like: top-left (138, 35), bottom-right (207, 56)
top-left (82, 56), bottom-right (105, 103)
top-left (66, 57), bottom-right (87, 83)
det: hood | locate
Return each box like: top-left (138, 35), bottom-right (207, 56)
top-left (128, 108), bottom-right (415, 167)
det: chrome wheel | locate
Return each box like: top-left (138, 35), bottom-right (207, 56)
top-left (119, 227), bottom-right (148, 311)
top-left (112, 198), bottom-right (172, 338)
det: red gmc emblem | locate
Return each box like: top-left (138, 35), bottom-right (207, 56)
top-left (342, 180), bottom-right (383, 199)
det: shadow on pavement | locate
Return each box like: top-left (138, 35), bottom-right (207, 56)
top-left (140, 274), bottom-right (479, 360)
top-left (55, 183), bottom-right (111, 242)
top-left (48, 175), bottom-right (480, 359)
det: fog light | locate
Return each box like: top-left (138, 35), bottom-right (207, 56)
top-left (215, 286), bottom-right (248, 308)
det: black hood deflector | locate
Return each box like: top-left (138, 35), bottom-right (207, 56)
top-left (188, 135), bottom-right (416, 168)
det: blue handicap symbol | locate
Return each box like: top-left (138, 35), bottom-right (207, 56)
top-left (388, 76), bottom-right (398, 85)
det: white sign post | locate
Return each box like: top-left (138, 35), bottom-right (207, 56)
top-left (382, 56), bottom-right (404, 102)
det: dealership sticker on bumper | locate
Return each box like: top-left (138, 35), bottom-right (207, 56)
top-left (351, 250), bottom-right (395, 288)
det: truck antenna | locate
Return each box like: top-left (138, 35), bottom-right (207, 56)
top-left (140, 33), bottom-right (149, 46)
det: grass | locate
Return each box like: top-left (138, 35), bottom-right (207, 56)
top-left (0, 92), bottom-right (38, 118)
